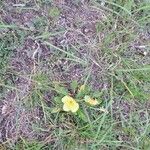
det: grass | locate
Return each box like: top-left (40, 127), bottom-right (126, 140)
top-left (0, 0), bottom-right (150, 149)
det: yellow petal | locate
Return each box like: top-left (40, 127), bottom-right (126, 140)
top-left (63, 103), bottom-right (70, 112)
top-left (84, 95), bottom-right (99, 106)
top-left (62, 95), bottom-right (79, 113)
top-left (88, 99), bottom-right (99, 106)
top-left (70, 102), bottom-right (79, 113)
top-left (84, 95), bottom-right (91, 101)
top-left (62, 95), bottom-right (74, 103)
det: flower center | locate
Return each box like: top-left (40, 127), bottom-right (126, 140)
top-left (67, 100), bottom-right (75, 107)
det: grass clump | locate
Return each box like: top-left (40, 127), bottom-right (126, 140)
top-left (0, 0), bottom-right (150, 149)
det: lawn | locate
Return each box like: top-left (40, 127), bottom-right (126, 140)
top-left (0, 0), bottom-right (150, 149)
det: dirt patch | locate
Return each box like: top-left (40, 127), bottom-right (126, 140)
top-left (0, 0), bottom-right (109, 144)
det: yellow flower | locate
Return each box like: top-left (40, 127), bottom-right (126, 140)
top-left (84, 95), bottom-right (99, 106)
top-left (62, 95), bottom-right (79, 113)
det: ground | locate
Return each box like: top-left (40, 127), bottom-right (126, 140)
top-left (0, 0), bottom-right (150, 149)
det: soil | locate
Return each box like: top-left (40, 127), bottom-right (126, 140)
top-left (0, 0), bottom-right (109, 144)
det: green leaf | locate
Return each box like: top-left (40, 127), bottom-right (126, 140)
top-left (70, 80), bottom-right (78, 92)
top-left (59, 87), bottom-right (68, 95)
top-left (55, 85), bottom-right (68, 95)
top-left (77, 109), bottom-right (87, 122)
top-left (92, 91), bottom-right (103, 98)
top-left (54, 96), bottom-right (60, 102)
